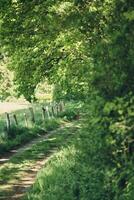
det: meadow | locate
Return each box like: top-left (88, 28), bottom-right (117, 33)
top-left (0, 102), bottom-right (61, 154)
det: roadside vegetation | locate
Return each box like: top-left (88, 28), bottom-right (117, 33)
top-left (25, 99), bottom-right (134, 200)
top-left (0, 0), bottom-right (133, 200)
top-left (0, 118), bottom-right (80, 198)
top-left (0, 103), bottom-right (79, 155)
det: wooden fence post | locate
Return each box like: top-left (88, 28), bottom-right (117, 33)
top-left (24, 113), bottom-right (28, 127)
top-left (42, 107), bottom-right (46, 120)
top-left (59, 101), bottom-right (63, 112)
top-left (13, 114), bottom-right (18, 126)
top-left (62, 101), bottom-right (65, 111)
top-left (56, 103), bottom-right (59, 115)
top-left (5, 112), bottom-right (11, 133)
top-left (51, 105), bottom-right (55, 117)
top-left (53, 103), bottom-right (57, 116)
top-left (29, 107), bottom-right (35, 123)
top-left (46, 106), bottom-right (50, 119)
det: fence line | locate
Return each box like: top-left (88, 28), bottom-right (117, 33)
top-left (2, 101), bottom-right (65, 135)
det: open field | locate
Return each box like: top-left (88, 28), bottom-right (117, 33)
top-left (0, 101), bottom-right (75, 155)
top-left (0, 102), bottom-right (42, 137)
top-left (0, 102), bottom-right (30, 114)
top-left (0, 101), bottom-right (60, 154)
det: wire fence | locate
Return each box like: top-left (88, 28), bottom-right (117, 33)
top-left (0, 101), bottom-right (65, 137)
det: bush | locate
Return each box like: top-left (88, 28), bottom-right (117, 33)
top-left (24, 96), bottom-right (134, 200)
top-left (100, 93), bottom-right (134, 200)
top-left (58, 103), bottom-right (80, 121)
top-left (43, 118), bottom-right (60, 131)
top-left (58, 109), bottom-right (78, 121)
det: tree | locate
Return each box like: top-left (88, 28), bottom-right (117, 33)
top-left (0, 62), bottom-right (14, 101)
top-left (0, 0), bottom-right (133, 101)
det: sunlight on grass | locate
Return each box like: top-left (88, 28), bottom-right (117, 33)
top-left (0, 121), bottom-right (80, 199)
top-left (24, 145), bottom-right (77, 200)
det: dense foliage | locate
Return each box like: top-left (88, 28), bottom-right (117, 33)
top-left (24, 101), bottom-right (134, 200)
top-left (0, 0), bottom-right (133, 100)
top-left (0, 63), bottom-right (15, 101)
top-left (0, 0), bottom-right (133, 199)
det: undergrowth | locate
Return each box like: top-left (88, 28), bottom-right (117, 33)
top-left (0, 102), bottom-right (80, 155)
top-left (0, 118), bottom-right (60, 154)
top-left (0, 122), bottom-right (79, 197)
top-left (24, 96), bottom-right (134, 200)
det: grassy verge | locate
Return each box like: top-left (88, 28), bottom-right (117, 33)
top-left (0, 102), bottom-right (81, 155)
top-left (0, 118), bottom-right (61, 154)
top-left (22, 102), bottom-right (108, 200)
top-left (0, 104), bottom-right (42, 153)
top-left (23, 144), bottom-right (79, 200)
top-left (23, 99), bottom-right (134, 200)
top-left (23, 122), bottom-right (85, 200)
top-left (0, 120), bottom-right (80, 198)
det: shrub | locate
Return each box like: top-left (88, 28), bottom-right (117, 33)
top-left (24, 96), bottom-right (134, 200)
top-left (58, 103), bottom-right (80, 121)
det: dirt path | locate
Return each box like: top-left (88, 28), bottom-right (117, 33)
top-left (0, 120), bottom-right (80, 200)
top-left (0, 132), bottom-right (57, 165)
top-left (0, 153), bottom-right (56, 200)
top-left (0, 121), bottom-right (72, 165)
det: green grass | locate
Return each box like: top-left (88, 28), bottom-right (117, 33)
top-left (0, 103), bottom-right (48, 133)
top-left (24, 145), bottom-right (78, 200)
top-left (0, 102), bottom-right (80, 154)
top-left (0, 120), bottom-right (80, 198)
top-left (22, 121), bottom-right (82, 200)
top-left (23, 104), bottom-right (108, 200)
top-left (24, 100), bottom-right (134, 200)
top-left (0, 118), bottom-right (61, 154)
top-left (0, 102), bottom-right (61, 154)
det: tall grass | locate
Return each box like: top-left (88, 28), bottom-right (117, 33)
top-left (0, 103), bottom-right (60, 154)
top-left (23, 102), bottom-right (113, 200)
top-left (24, 146), bottom-right (77, 200)
top-left (24, 99), bottom-right (134, 200)
top-left (0, 101), bottom-right (80, 154)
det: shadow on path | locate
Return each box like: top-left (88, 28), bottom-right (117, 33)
top-left (0, 121), bottom-right (81, 200)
